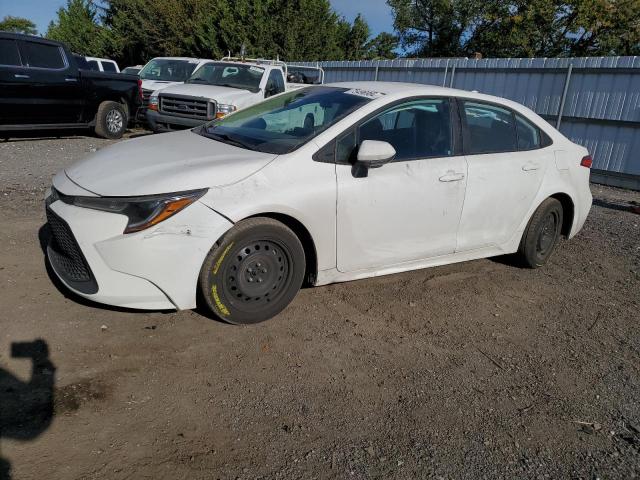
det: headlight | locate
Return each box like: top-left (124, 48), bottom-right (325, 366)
top-left (149, 95), bottom-right (159, 111)
top-left (54, 188), bottom-right (207, 234)
top-left (215, 104), bottom-right (236, 119)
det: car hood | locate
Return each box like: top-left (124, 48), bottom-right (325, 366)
top-left (64, 130), bottom-right (277, 196)
top-left (158, 83), bottom-right (255, 103)
top-left (141, 79), bottom-right (181, 92)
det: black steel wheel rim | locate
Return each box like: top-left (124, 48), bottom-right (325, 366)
top-left (536, 211), bottom-right (559, 256)
top-left (222, 240), bottom-right (292, 310)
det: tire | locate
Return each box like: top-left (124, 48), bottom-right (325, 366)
top-left (94, 101), bottom-right (127, 139)
top-left (199, 218), bottom-right (306, 324)
top-left (518, 198), bottom-right (563, 268)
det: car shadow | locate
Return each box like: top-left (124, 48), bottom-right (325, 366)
top-left (0, 339), bottom-right (56, 480)
top-left (37, 224), bottom-right (174, 316)
top-left (592, 198), bottom-right (635, 213)
top-left (489, 253), bottom-right (528, 268)
top-left (2, 128), bottom-right (148, 143)
top-left (1, 129), bottom-right (92, 142)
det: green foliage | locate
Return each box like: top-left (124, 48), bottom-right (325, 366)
top-left (0, 16), bottom-right (38, 35)
top-left (366, 32), bottom-right (400, 59)
top-left (388, 0), bottom-right (640, 57)
top-left (98, 0), bottom-right (390, 65)
top-left (45, 0), bottom-right (107, 56)
top-left (25, 0), bottom-right (402, 64)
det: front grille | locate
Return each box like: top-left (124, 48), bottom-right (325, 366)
top-left (160, 94), bottom-right (213, 120)
top-left (141, 88), bottom-right (153, 107)
top-left (46, 208), bottom-right (98, 294)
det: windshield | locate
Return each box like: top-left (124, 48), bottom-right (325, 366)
top-left (186, 62), bottom-right (265, 93)
top-left (139, 59), bottom-right (198, 82)
top-left (198, 87), bottom-right (374, 154)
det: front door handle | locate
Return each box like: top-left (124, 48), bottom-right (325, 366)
top-left (522, 163), bottom-right (540, 172)
top-left (65, 77), bottom-right (78, 82)
top-left (14, 74), bottom-right (30, 79)
top-left (439, 172), bottom-right (465, 182)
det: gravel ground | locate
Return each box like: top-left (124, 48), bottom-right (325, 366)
top-left (0, 132), bottom-right (639, 480)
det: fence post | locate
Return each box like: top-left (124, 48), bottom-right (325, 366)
top-left (374, 64), bottom-right (379, 81)
top-left (448, 65), bottom-right (457, 88)
top-left (442, 60), bottom-right (449, 87)
top-left (556, 64), bottom-right (573, 129)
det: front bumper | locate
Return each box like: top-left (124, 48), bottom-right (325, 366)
top-left (146, 109), bottom-right (208, 133)
top-left (45, 195), bottom-right (233, 310)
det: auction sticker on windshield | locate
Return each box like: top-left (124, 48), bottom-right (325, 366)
top-left (250, 66), bottom-right (265, 73)
top-left (344, 88), bottom-right (386, 99)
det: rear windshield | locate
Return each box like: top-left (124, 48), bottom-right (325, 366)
top-left (139, 59), bottom-right (198, 82)
top-left (287, 66), bottom-right (323, 85)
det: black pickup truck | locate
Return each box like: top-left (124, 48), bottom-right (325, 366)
top-left (0, 32), bottom-right (141, 139)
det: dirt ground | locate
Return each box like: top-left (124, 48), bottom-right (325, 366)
top-left (0, 131), bottom-right (639, 480)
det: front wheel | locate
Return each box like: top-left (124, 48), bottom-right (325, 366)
top-left (518, 198), bottom-right (563, 268)
top-left (94, 101), bottom-right (127, 139)
top-left (199, 218), bottom-right (306, 324)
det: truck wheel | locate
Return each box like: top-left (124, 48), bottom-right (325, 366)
top-left (199, 218), bottom-right (306, 325)
top-left (95, 101), bottom-right (127, 139)
top-left (518, 198), bottom-right (563, 268)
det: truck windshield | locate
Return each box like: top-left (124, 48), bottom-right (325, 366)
top-left (186, 62), bottom-right (264, 93)
top-left (139, 59), bottom-right (198, 82)
top-left (197, 87), bottom-right (374, 154)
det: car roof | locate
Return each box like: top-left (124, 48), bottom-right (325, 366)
top-left (149, 57), bottom-right (210, 62)
top-left (0, 31), bottom-right (61, 46)
top-left (326, 81), bottom-right (533, 114)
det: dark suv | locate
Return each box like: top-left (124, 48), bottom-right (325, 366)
top-left (0, 32), bottom-right (141, 139)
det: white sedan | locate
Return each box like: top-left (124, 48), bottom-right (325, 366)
top-left (45, 82), bottom-right (593, 324)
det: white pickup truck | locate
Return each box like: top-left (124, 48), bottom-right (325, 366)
top-left (145, 58), bottom-right (324, 132)
top-left (137, 57), bottom-right (212, 120)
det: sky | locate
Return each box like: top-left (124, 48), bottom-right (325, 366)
top-left (0, 0), bottom-right (395, 36)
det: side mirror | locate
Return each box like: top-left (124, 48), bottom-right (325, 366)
top-left (357, 140), bottom-right (396, 169)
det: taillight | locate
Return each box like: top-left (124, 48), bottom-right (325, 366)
top-left (137, 79), bottom-right (143, 100)
top-left (580, 155), bottom-right (593, 168)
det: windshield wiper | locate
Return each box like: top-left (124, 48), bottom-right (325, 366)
top-left (201, 130), bottom-right (256, 151)
top-left (187, 78), bottom-right (208, 83)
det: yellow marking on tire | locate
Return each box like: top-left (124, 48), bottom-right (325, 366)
top-left (211, 285), bottom-right (230, 317)
top-left (212, 242), bottom-right (234, 275)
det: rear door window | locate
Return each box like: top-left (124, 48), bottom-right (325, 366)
top-left (20, 41), bottom-right (66, 69)
top-left (0, 39), bottom-right (22, 66)
top-left (462, 101), bottom-right (517, 154)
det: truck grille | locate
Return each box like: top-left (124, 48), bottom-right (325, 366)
top-left (46, 208), bottom-right (98, 294)
top-left (160, 95), bottom-right (213, 121)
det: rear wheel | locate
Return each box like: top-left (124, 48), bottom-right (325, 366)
top-left (95, 101), bottom-right (127, 139)
top-left (518, 198), bottom-right (563, 268)
top-left (199, 218), bottom-right (306, 324)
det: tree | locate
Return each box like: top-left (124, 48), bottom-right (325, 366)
top-left (388, 0), bottom-right (640, 58)
top-left (0, 16), bottom-right (37, 35)
top-left (46, 0), bottom-right (106, 56)
top-left (342, 14), bottom-right (372, 60)
top-left (366, 32), bottom-right (399, 59)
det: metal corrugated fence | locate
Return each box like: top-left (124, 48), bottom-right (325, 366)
top-left (293, 57), bottom-right (640, 188)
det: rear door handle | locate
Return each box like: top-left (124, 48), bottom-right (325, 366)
top-left (522, 163), bottom-right (540, 171)
top-left (65, 77), bottom-right (78, 82)
top-left (439, 172), bottom-right (465, 182)
top-left (14, 74), bottom-right (30, 79)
